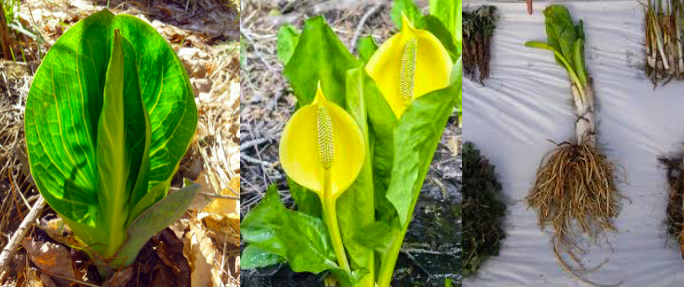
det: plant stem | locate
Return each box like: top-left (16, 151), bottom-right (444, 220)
top-left (322, 168), bottom-right (351, 273)
top-left (376, 220), bottom-right (409, 287)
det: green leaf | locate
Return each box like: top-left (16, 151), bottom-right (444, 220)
top-left (543, 5), bottom-right (579, 68)
top-left (429, 0), bottom-right (459, 46)
top-left (26, 8), bottom-right (113, 227)
top-left (362, 66), bottom-right (399, 225)
top-left (241, 185), bottom-right (339, 274)
top-left (111, 15), bottom-right (198, 195)
top-left (284, 16), bottom-right (360, 107)
top-left (418, 15), bottom-right (459, 61)
top-left (355, 222), bottom-right (399, 254)
top-left (453, 57), bottom-right (462, 115)
top-left (386, 83), bottom-right (459, 226)
top-left (356, 35), bottom-right (377, 63)
top-left (391, 0), bottom-right (423, 30)
top-left (96, 29), bottom-right (133, 258)
top-left (113, 179), bottom-right (200, 269)
top-left (276, 24), bottom-right (300, 65)
top-left (241, 245), bottom-right (285, 269)
top-left (336, 67), bottom-right (375, 283)
top-left (288, 177), bottom-right (322, 218)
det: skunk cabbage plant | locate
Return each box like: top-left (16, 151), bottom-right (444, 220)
top-left (241, 0), bottom-right (461, 286)
top-left (25, 9), bottom-right (199, 275)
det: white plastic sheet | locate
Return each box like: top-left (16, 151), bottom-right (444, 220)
top-left (463, 1), bottom-right (684, 286)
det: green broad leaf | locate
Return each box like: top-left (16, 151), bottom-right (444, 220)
top-left (241, 185), bottom-right (343, 274)
top-left (543, 5), bottom-right (579, 69)
top-left (111, 14), bottom-right (197, 196)
top-left (95, 29), bottom-right (135, 258)
top-left (26, 9), bottom-right (112, 227)
top-left (241, 245), bottom-right (285, 269)
top-left (276, 24), bottom-right (300, 65)
top-left (418, 15), bottom-right (459, 61)
top-left (362, 65), bottom-right (399, 225)
top-left (391, 0), bottom-right (423, 30)
top-left (429, 0), bottom-right (459, 48)
top-left (287, 177), bottom-right (322, 218)
top-left (112, 179), bottom-right (200, 269)
top-left (386, 83), bottom-right (459, 226)
top-left (356, 35), bottom-right (378, 63)
top-left (336, 67), bottom-right (375, 283)
top-left (355, 222), bottom-right (399, 254)
top-left (284, 16), bottom-right (360, 107)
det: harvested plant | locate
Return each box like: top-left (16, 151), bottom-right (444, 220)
top-left (659, 154), bottom-right (684, 258)
top-left (463, 6), bottom-right (498, 84)
top-left (525, 5), bottom-right (621, 286)
top-left (462, 142), bottom-right (506, 276)
top-left (645, 0), bottom-right (684, 87)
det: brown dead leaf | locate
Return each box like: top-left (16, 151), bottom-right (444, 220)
top-left (150, 265), bottom-right (176, 287)
top-left (202, 177), bottom-right (240, 245)
top-left (183, 214), bottom-right (220, 287)
top-left (21, 238), bottom-right (77, 287)
top-left (102, 267), bottom-right (134, 287)
top-left (25, 267), bottom-right (44, 287)
top-left (204, 177), bottom-right (239, 215)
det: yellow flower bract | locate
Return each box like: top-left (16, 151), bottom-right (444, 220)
top-left (366, 14), bottom-right (453, 119)
top-left (279, 84), bottom-right (365, 198)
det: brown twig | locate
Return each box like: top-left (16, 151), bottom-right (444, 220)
top-left (0, 196), bottom-right (46, 281)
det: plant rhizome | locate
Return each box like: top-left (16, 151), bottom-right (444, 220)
top-left (645, 0), bottom-right (684, 87)
top-left (659, 154), bottom-right (684, 258)
top-left (463, 6), bottom-right (498, 84)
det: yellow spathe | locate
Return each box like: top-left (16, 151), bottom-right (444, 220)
top-left (366, 14), bottom-right (453, 119)
top-left (279, 84), bottom-right (365, 198)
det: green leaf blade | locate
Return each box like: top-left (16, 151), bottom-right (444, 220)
top-left (284, 16), bottom-right (360, 107)
top-left (25, 9), bottom-right (115, 226)
top-left (112, 15), bottom-right (198, 194)
top-left (386, 84), bottom-right (459, 226)
top-left (276, 24), bottom-right (300, 65)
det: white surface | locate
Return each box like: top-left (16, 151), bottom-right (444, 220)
top-left (463, 1), bottom-right (684, 286)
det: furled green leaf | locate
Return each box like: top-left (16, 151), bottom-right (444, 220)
top-left (276, 24), bottom-right (300, 65)
top-left (391, 0), bottom-right (423, 30)
top-left (385, 83), bottom-right (459, 226)
top-left (241, 245), bottom-right (285, 269)
top-left (96, 29), bottom-right (134, 258)
top-left (357, 36), bottom-right (378, 63)
top-left (418, 15), bottom-right (459, 61)
top-left (355, 222), bottom-right (399, 254)
top-left (429, 0), bottom-right (459, 46)
top-left (336, 66), bottom-right (375, 283)
top-left (284, 16), bottom-right (360, 107)
top-left (112, 179), bottom-right (200, 269)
